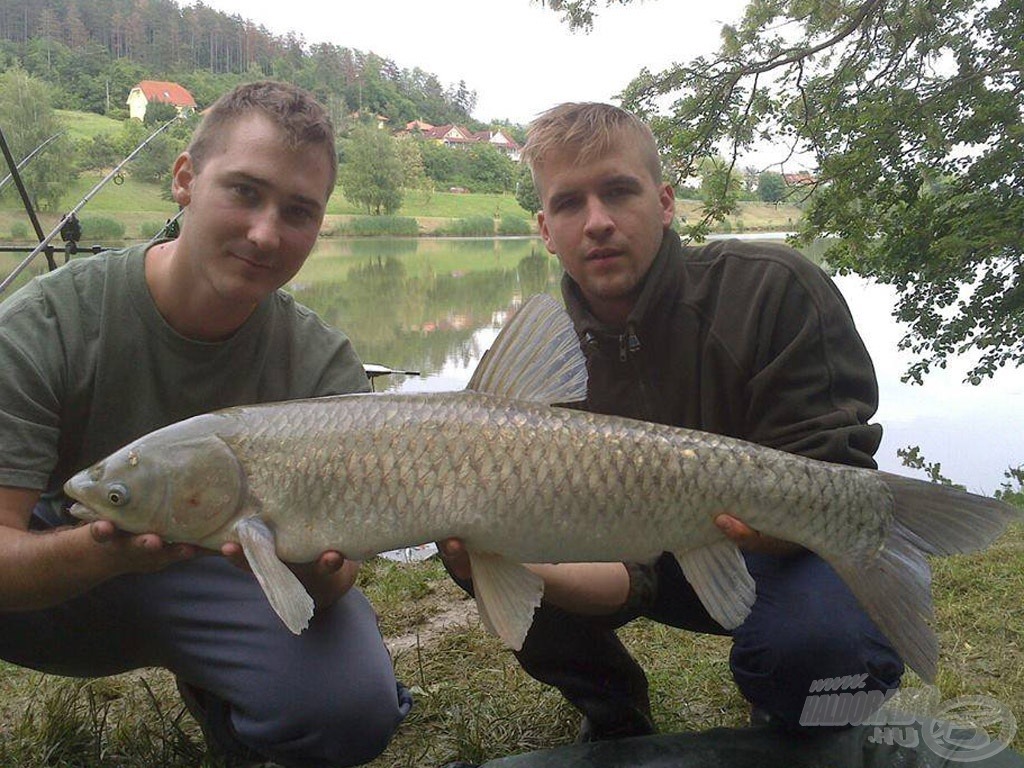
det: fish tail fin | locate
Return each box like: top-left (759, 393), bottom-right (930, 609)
top-left (830, 519), bottom-right (938, 682)
top-left (829, 474), bottom-right (1020, 683)
top-left (878, 471), bottom-right (1021, 557)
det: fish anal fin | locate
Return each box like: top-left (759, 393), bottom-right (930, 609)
top-left (236, 516), bottom-right (314, 635)
top-left (466, 294), bottom-right (587, 405)
top-left (468, 550), bottom-right (544, 651)
top-left (674, 540), bottom-right (756, 630)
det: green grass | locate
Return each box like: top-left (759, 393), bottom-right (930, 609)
top-left (55, 109), bottom-right (124, 142)
top-left (326, 188), bottom-right (531, 223)
top-left (0, 523), bottom-right (1020, 766)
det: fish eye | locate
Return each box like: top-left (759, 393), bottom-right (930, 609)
top-left (107, 483), bottom-right (130, 507)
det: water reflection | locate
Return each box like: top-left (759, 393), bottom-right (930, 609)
top-left (290, 236), bottom-right (1022, 493)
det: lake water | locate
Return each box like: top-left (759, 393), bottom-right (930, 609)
top-left (289, 234), bottom-right (1023, 495)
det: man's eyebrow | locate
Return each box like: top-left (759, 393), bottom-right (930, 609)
top-left (226, 171), bottom-right (324, 212)
top-left (601, 174), bottom-right (643, 189)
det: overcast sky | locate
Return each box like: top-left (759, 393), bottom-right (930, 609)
top-left (190, 0), bottom-right (749, 125)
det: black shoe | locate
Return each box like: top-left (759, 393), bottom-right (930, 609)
top-left (576, 710), bottom-right (657, 743)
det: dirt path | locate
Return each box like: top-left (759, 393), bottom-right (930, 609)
top-left (384, 595), bottom-right (479, 655)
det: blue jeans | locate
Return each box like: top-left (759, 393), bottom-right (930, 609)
top-left (2, 509), bottom-right (412, 767)
top-left (511, 550), bottom-right (904, 732)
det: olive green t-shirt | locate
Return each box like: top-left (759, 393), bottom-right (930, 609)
top-left (0, 243), bottom-right (369, 504)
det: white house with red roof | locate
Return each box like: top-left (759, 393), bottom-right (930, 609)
top-left (126, 81), bottom-right (197, 122)
top-left (472, 129), bottom-right (521, 161)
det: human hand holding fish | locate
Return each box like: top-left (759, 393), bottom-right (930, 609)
top-left (439, 516), bottom-right (797, 617)
top-left (439, 538), bottom-right (631, 615)
top-left (712, 515), bottom-right (803, 557)
top-left (220, 541), bottom-right (358, 609)
top-left (87, 518), bottom-right (201, 573)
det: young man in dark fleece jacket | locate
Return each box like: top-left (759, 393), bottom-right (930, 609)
top-left (442, 102), bottom-right (902, 741)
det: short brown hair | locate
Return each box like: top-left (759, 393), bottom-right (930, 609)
top-left (522, 102), bottom-right (662, 186)
top-left (187, 81), bottom-right (337, 193)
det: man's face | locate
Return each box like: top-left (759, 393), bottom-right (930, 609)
top-left (536, 138), bottom-right (674, 326)
top-left (171, 114), bottom-right (332, 305)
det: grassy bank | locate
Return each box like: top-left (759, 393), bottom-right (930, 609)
top-left (1, 173), bottom-right (804, 244)
top-left (0, 522), bottom-right (1020, 766)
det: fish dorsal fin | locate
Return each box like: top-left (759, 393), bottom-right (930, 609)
top-left (468, 550), bottom-right (545, 651)
top-left (467, 294), bottom-right (587, 404)
top-left (236, 516), bottom-right (314, 634)
top-left (674, 540), bottom-right (756, 630)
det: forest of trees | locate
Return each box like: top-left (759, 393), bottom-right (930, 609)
top-left (0, 0), bottom-right (482, 128)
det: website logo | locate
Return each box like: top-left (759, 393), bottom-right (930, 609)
top-left (799, 681), bottom-right (1016, 763)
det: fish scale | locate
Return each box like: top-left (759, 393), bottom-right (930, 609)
top-left (66, 294), bottom-right (1021, 682)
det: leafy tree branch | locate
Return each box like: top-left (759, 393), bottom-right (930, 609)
top-left (543, 0), bottom-right (1023, 383)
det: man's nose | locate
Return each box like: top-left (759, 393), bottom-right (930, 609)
top-left (583, 199), bottom-right (615, 238)
top-left (247, 207), bottom-right (281, 251)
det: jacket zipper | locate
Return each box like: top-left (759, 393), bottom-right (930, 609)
top-left (619, 323), bottom-right (656, 421)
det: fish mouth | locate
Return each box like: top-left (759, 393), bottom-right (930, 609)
top-left (68, 502), bottom-right (100, 521)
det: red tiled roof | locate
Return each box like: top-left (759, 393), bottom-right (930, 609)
top-left (423, 124), bottom-right (476, 142)
top-left (136, 81), bottom-right (196, 108)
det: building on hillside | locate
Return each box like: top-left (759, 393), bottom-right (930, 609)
top-left (472, 129), bottom-right (521, 161)
top-left (421, 123), bottom-right (478, 148)
top-left (782, 171), bottom-right (817, 187)
top-left (348, 111), bottom-right (391, 130)
top-left (126, 81), bottom-right (197, 122)
top-left (404, 120), bottom-right (435, 133)
top-left (412, 123), bottom-right (521, 160)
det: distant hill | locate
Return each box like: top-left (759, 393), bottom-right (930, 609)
top-left (0, 0), bottom-right (499, 130)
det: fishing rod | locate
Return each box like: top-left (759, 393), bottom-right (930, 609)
top-left (145, 208), bottom-right (184, 248)
top-left (0, 114), bottom-right (184, 296)
top-left (0, 130), bottom-right (65, 196)
top-left (363, 363), bottom-right (422, 391)
top-left (0, 125), bottom-right (54, 269)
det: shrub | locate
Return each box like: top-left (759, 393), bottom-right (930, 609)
top-left (79, 216), bottom-right (125, 242)
top-left (497, 216), bottom-right (532, 236)
top-left (139, 221), bottom-right (165, 240)
top-left (438, 216), bottom-right (495, 237)
top-left (10, 221), bottom-right (29, 240)
top-left (335, 216), bottom-right (419, 237)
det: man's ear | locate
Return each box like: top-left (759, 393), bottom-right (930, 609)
top-left (659, 183), bottom-right (676, 228)
top-left (538, 211), bottom-right (557, 255)
top-left (171, 152), bottom-right (195, 206)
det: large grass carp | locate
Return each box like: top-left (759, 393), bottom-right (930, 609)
top-left (65, 294), bottom-right (1019, 682)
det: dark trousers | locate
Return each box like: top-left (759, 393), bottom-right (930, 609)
top-left (2, 510), bottom-right (412, 768)
top-left (511, 550), bottom-right (904, 732)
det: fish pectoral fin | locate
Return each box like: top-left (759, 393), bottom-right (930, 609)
top-left (468, 551), bottom-right (544, 651)
top-left (235, 517), bottom-right (314, 635)
top-left (674, 540), bottom-right (756, 630)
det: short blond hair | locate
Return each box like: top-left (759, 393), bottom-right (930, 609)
top-left (522, 102), bottom-right (662, 185)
